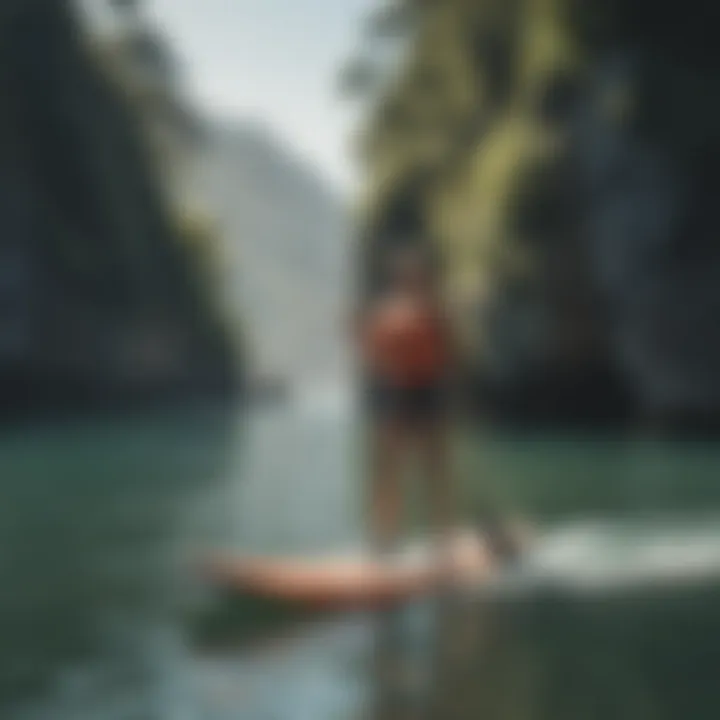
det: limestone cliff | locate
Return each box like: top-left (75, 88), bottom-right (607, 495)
top-left (0, 0), bottom-right (240, 418)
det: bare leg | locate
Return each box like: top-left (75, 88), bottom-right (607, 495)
top-left (419, 421), bottom-right (454, 536)
top-left (418, 420), bottom-right (456, 577)
top-left (369, 420), bottom-right (407, 554)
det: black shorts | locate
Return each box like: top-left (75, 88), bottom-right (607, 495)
top-left (366, 380), bottom-right (448, 424)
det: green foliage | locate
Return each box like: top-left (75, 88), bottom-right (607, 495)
top-left (356, 0), bottom-right (590, 355)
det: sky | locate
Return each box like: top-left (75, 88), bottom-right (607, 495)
top-left (147, 0), bottom-right (372, 191)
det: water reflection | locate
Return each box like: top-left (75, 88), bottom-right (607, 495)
top-left (0, 408), bottom-right (239, 718)
top-left (194, 521), bottom-right (720, 720)
top-left (462, 434), bottom-right (720, 522)
top-left (470, 575), bottom-right (720, 720)
top-left (4, 396), bottom-right (720, 719)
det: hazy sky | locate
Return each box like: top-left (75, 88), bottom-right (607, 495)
top-left (147, 0), bottom-right (371, 190)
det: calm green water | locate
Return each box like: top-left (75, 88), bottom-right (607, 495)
top-left (2, 394), bottom-right (720, 719)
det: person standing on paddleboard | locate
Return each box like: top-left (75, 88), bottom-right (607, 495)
top-left (356, 245), bottom-right (458, 560)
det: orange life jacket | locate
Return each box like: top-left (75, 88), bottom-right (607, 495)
top-left (362, 298), bottom-right (450, 386)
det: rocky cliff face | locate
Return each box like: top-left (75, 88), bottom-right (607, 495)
top-left (356, 0), bottom-right (720, 429)
top-left (0, 0), bottom-right (240, 418)
top-left (574, 20), bottom-right (720, 430)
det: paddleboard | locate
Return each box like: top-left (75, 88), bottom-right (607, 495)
top-left (201, 529), bottom-right (494, 611)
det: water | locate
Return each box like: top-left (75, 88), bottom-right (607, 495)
top-left (2, 393), bottom-right (720, 718)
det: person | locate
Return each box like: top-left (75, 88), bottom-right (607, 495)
top-left (355, 245), bottom-right (458, 562)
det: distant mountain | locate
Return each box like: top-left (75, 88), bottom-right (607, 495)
top-left (198, 120), bottom-right (351, 383)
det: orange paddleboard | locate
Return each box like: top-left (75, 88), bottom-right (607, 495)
top-left (201, 530), bottom-right (494, 612)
